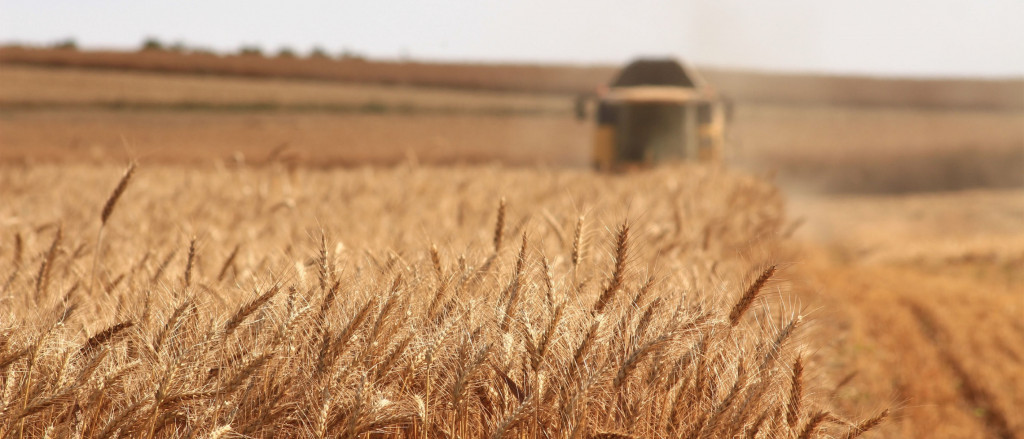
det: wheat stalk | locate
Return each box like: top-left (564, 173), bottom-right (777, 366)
top-left (594, 219), bottom-right (630, 315)
top-left (797, 410), bottom-right (830, 439)
top-left (728, 265), bottom-right (776, 326)
top-left (786, 355), bottom-right (804, 428)
top-left (34, 225), bottom-right (62, 301)
top-left (183, 237), bottom-right (197, 288)
top-left (846, 409), bottom-right (889, 439)
top-left (494, 197), bottom-right (507, 253)
top-left (90, 163), bottom-right (135, 295)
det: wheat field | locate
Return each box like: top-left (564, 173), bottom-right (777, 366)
top-left (0, 65), bottom-right (570, 112)
top-left (4, 54), bottom-right (1021, 438)
top-left (0, 163), bottom-right (887, 438)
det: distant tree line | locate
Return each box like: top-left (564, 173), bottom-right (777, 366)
top-left (52, 38), bottom-right (78, 50)
top-left (138, 37), bottom-right (366, 60)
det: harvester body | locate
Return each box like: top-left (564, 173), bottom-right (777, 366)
top-left (586, 59), bottom-right (726, 170)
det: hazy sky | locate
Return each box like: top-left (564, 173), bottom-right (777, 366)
top-left (1, 0), bottom-right (1021, 78)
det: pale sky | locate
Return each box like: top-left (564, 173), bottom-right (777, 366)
top-left (1, 0), bottom-right (1022, 78)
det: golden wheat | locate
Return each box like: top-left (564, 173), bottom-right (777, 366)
top-left (0, 163), bottom-right (886, 438)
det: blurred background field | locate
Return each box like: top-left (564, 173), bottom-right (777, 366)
top-left (2, 48), bottom-right (1022, 193)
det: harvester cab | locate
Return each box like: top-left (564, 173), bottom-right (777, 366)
top-left (578, 58), bottom-right (727, 170)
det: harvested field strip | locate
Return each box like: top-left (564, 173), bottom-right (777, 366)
top-left (903, 300), bottom-right (1015, 439)
top-left (793, 258), bottom-right (1024, 438)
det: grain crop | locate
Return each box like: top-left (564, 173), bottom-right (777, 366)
top-left (0, 163), bottom-right (885, 438)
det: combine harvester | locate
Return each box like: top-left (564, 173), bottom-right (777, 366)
top-left (578, 59), bottom-right (729, 170)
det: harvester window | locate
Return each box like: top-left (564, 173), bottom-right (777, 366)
top-left (597, 103), bottom-right (618, 125)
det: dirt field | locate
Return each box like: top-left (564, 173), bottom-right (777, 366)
top-left (1, 57), bottom-right (1022, 438)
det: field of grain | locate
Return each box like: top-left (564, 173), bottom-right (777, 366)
top-left (0, 65), bottom-right (588, 167)
top-left (0, 111), bottom-right (590, 167)
top-left (1, 53), bottom-right (1022, 438)
top-left (0, 163), bottom-right (895, 438)
top-left (0, 66), bottom-right (569, 112)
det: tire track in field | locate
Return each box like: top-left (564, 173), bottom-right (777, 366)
top-left (902, 299), bottom-right (1016, 439)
